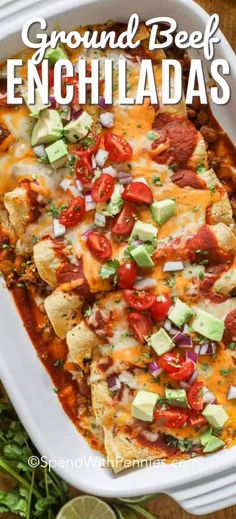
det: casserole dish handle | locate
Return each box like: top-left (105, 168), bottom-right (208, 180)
top-left (167, 467), bottom-right (236, 515)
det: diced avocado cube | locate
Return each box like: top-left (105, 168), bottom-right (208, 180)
top-left (45, 45), bottom-right (68, 65)
top-left (165, 388), bottom-right (188, 408)
top-left (200, 428), bottom-right (213, 446)
top-left (151, 199), bottom-right (176, 225)
top-left (31, 109), bottom-right (63, 147)
top-left (203, 436), bottom-right (225, 453)
top-left (149, 327), bottom-right (174, 356)
top-left (64, 111), bottom-right (93, 143)
top-left (23, 89), bottom-right (50, 117)
top-left (131, 220), bottom-right (157, 242)
top-left (130, 244), bottom-right (154, 268)
top-left (45, 139), bottom-right (68, 169)
top-left (132, 390), bottom-right (159, 422)
top-left (192, 309), bottom-right (224, 341)
top-left (202, 404), bottom-right (229, 428)
top-left (168, 298), bottom-right (194, 328)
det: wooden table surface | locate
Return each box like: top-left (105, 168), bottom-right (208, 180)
top-left (1, 1), bottom-right (236, 518)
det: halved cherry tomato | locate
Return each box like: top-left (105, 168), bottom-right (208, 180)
top-left (150, 293), bottom-right (172, 322)
top-left (187, 381), bottom-right (204, 411)
top-left (59, 196), bottom-right (85, 228)
top-left (92, 173), bottom-right (115, 202)
top-left (87, 231), bottom-right (112, 260)
top-left (104, 133), bottom-right (133, 162)
top-left (112, 203), bottom-right (136, 235)
top-left (123, 289), bottom-right (156, 311)
top-left (76, 155), bottom-right (93, 191)
top-left (188, 410), bottom-right (208, 428)
top-left (117, 260), bottom-right (137, 289)
top-left (158, 351), bottom-right (185, 375)
top-left (37, 65), bottom-right (54, 88)
top-left (122, 182), bottom-right (153, 205)
top-left (170, 361), bottom-right (195, 381)
top-left (75, 131), bottom-right (101, 157)
top-left (154, 406), bottom-right (188, 428)
top-left (128, 313), bottom-right (151, 344)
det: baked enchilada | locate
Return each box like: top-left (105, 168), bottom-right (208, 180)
top-left (1, 22), bottom-right (236, 473)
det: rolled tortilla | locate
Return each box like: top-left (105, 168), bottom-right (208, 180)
top-left (44, 289), bottom-right (83, 339)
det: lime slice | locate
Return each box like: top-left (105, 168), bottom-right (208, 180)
top-left (113, 504), bottom-right (138, 519)
top-left (56, 496), bottom-right (116, 519)
top-left (118, 495), bottom-right (156, 504)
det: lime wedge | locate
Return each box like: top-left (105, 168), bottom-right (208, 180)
top-left (113, 504), bottom-right (138, 519)
top-left (118, 495), bottom-right (156, 504)
top-left (56, 496), bottom-right (116, 519)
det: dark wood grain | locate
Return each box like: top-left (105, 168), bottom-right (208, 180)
top-left (194, 0), bottom-right (236, 51)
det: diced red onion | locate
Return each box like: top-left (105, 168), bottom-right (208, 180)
top-left (94, 211), bottom-right (106, 227)
top-left (169, 325), bottom-right (181, 336)
top-left (71, 108), bottom-right (83, 119)
top-left (98, 96), bottom-right (107, 109)
top-left (119, 171), bottom-right (132, 179)
top-left (187, 369), bottom-right (199, 385)
top-left (95, 149), bottom-right (109, 168)
top-left (68, 185), bottom-right (79, 197)
top-left (53, 218), bottom-right (66, 238)
top-left (203, 387), bottom-right (216, 404)
top-left (103, 166), bottom-right (118, 178)
top-left (82, 228), bottom-right (93, 240)
top-left (60, 106), bottom-right (71, 123)
top-left (119, 176), bottom-right (132, 185)
top-left (85, 195), bottom-right (96, 211)
top-left (180, 381), bottom-right (191, 390)
top-left (164, 319), bottom-right (172, 332)
top-left (60, 178), bottom-right (71, 191)
top-left (75, 179), bottom-right (83, 192)
top-left (194, 343), bottom-right (216, 356)
top-left (33, 144), bottom-right (46, 158)
top-left (163, 261), bottom-right (184, 273)
top-left (133, 277), bottom-right (157, 290)
top-left (227, 385), bottom-right (236, 401)
top-left (118, 171), bottom-right (133, 184)
top-left (173, 332), bottom-right (193, 348)
top-left (107, 376), bottom-right (121, 392)
top-left (100, 112), bottom-right (114, 128)
top-left (49, 96), bottom-right (57, 108)
top-left (148, 362), bottom-right (163, 378)
top-left (186, 351), bottom-right (198, 364)
top-left (91, 155), bottom-right (97, 170)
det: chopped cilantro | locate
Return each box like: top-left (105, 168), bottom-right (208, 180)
top-left (49, 204), bottom-right (60, 218)
top-left (220, 368), bottom-right (236, 376)
top-left (84, 306), bottom-right (92, 318)
top-left (152, 175), bottom-right (162, 186)
top-left (169, 163), bottom-right (178, 171)
top-left (53, 359), bottom-right (64, 368)
top-left (196, 162), bottom-right (207, 173)
top-left (99, 259), bottom-right (120, 282)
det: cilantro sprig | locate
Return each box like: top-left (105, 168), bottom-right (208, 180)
top-left (0, 400), bottom-right (67, 518)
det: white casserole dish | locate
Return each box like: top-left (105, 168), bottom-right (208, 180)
top-left (0, 0), bottom-right (236, 514)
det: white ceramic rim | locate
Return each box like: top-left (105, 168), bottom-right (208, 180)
top-left (1, 0), bottom-right (236, 514)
